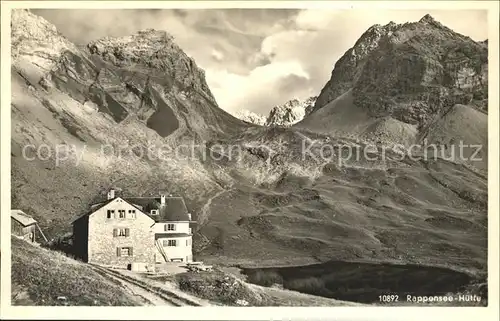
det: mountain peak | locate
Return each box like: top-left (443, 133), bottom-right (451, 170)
top-left (234, 110), bottom-right (267, 126)
top-left (419, 14), bottom-right (436, 23)
top-left (11, 9), bottom-right (77, 71)
top-left (418, 14), bottom-right (445, 28)
top-left (137, 28), bottom-right (173, 39)
top-left (313, 13), bottom-right (487, 114)
top-left (87, 29), bottom-right (175, 58)
top-left (85, 27), bottom-right (218, 103)
top-left (232, 96), bottom-right (317, 127)
top-left (265, 96), bottom-right (317, 127)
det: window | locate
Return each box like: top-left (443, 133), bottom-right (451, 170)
top-left (113, 228), bottom-right (129, 237)
top-left (106, 210), bottom-right (115, 219)
top-left (151, 209), bottom-right (158, 215)
top-left (186, 239), bottom-right (191, 246)
top-left (165, 224), bottom-right (175, 231)
top-left (117, 247), bottom-right (133, 257)
top-left (118, 210), bottom-right (126, 218)
top-left (164, 239), bottom-right (177, 247)
top-left (128, 209), bottom-right (136, 218)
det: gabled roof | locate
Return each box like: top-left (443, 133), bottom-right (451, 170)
top-left (71, 199), bottom-right (115, 224)
top-left (124, 197), bottom-right (191, 222)
top-left (11, 209), bottom-right (37, 226)
top-left (72, 195), bottom-right (192, 224)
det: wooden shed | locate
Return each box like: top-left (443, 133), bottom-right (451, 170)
top-left (11, 209), bottom-right (38, 242)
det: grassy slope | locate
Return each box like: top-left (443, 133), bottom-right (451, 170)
top-left (11, 237), bottom-right (144, 306)
top-left (421, 104), bottom-right (488, 171)
top-left (195, 129), bottom-right (487, 273)
top-left (148, 268), bottom-right (360, 307)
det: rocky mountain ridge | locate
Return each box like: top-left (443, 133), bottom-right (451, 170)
top-left (297, 14), bottom-right (488, 170)
top-left (235, 96), bottom-right (317, 127)
top-left (311, 14), bottom-right (488, 120)
top-left (234, 110), bottom-right (267, 126)
top-left (11, 9), bottom-right (79, 72)
top-left (265, 96), bottom-right (317, 127)
top-left (86, 29), bottom-right (218, 106)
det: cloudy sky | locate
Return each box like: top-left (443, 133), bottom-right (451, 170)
top-left (33, 9), bottom-right (488, 115)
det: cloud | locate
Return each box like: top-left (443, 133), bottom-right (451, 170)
top-left (210, 49), bottom-right (224, 62)
top-left (32, 9), bottom-right (488, 115)
top-left (206, 60), bottom-right (310, 114)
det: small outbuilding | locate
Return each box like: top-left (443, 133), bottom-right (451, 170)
top-left (11, 209), bottom-right (45, 243)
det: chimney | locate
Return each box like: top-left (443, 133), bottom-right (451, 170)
top-left (187, 213), bottom-right (192, 221)
top-left (107, 189), bottom-right (115, 200)
top-left (160, 194), bottom-right (166, 206)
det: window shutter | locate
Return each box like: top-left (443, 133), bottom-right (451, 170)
top-left (116, 247), bottom-right (121, 257)
top-left (113, 229), bottom-right (117, 237)
top-left (125, 228), bottom-right (130, 236)
top-left (164, 224), bottom-right (167, 231)
top-left (129, 247), bottom-right (133, 256)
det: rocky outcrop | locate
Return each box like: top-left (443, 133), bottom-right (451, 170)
top-left (234, 96), bottom-right (317, 127)
top-left (313, 22), bottom-right (399, 112)
top-left (11, 9), bottom-right (79, 72)
top-left (234, 110), bottom-right (267, 126)
top-left (312, 14), bottom-right (488, 131)
top-left (86, 29), bottom-right (218, 106)
top-left (265, 96), bottom-right (317, 127)
top-left (13, 9), bottom-right (248, 141)
top-left (297, 14), bottom-right (487, 171)
top-left (303, 96), bottom-right (318, 115)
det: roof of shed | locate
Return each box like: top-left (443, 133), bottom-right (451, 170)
top-left (11, 210), bottom-right (37, 226)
